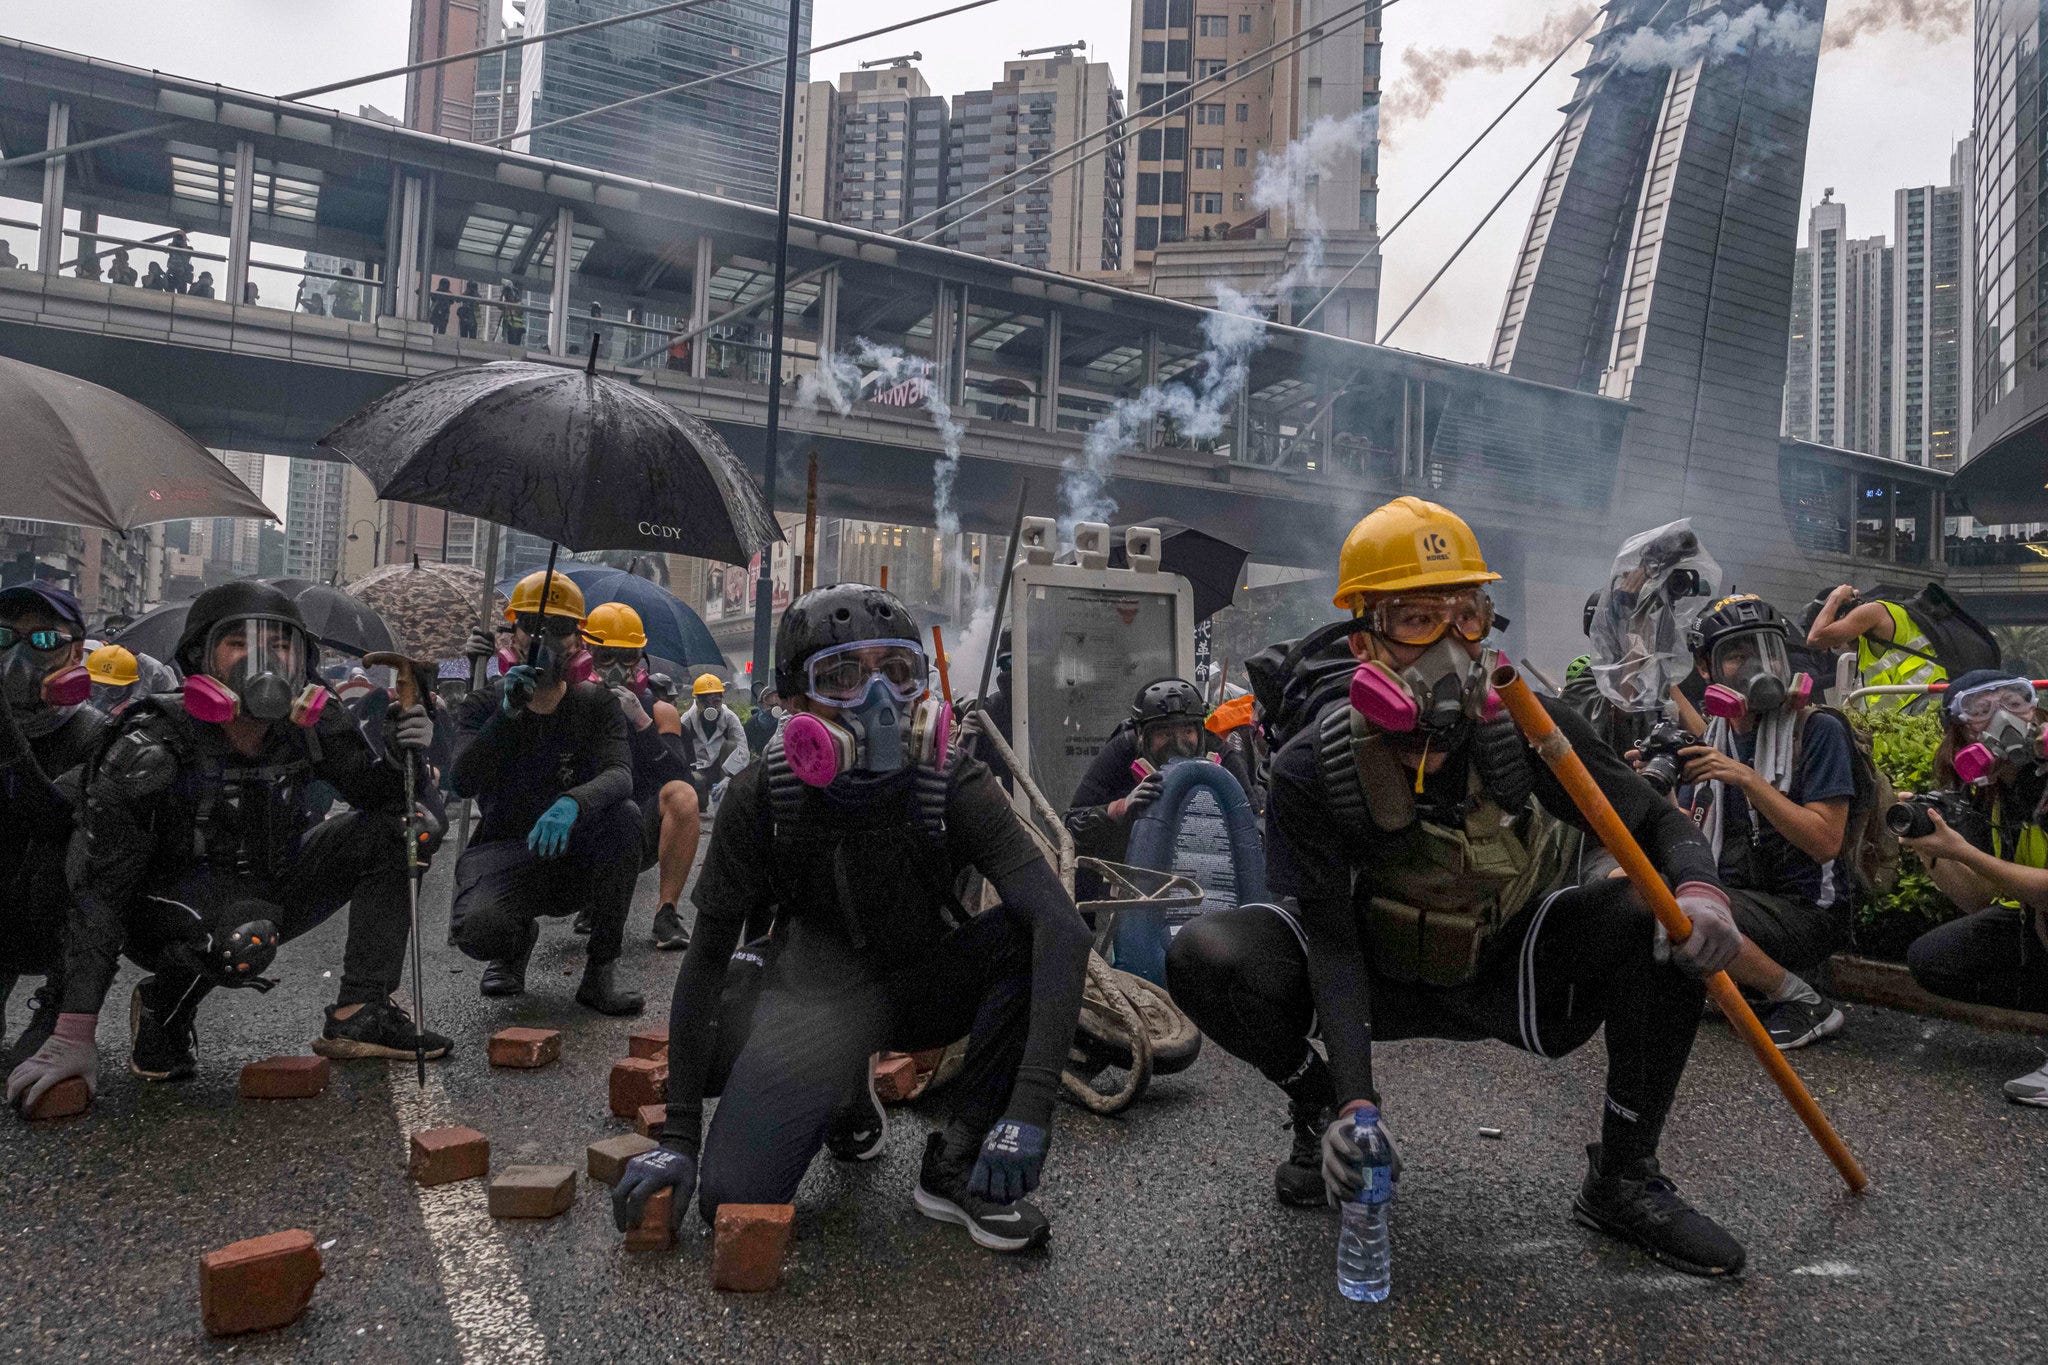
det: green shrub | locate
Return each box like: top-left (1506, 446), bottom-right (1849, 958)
top-left (1848, 706), bottom-right (1956, 960)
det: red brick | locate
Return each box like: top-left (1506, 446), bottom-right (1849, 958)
top-left (627, 1028), bottom-right (668, 1060)
top-left (634, 1103), bottom-right (667, 1139)
top-left (238, 1056), bottom-right (330, 1100)
top-left (25, 1076), bottom-right (90, 1121)
top-left (488, 1165), bottom-right (578, 1219)
top-left (199, 1229), bottom-right (323, 1337)
top-left (873, 1054), bottom-right (919, 1103)
top-left (609, 1057), bottom-right (667, 1118)
top-left (487, 1027), bottom-right (562, 1069)
top-left (586, 1132), bottom-right (657, 1186)
top-left (409, 1126), bottom-right (489, 1186)
top-left (711, 1203), bottom-right (793, 1292)
top-left (624, 1188), bottom-right (674, 1252)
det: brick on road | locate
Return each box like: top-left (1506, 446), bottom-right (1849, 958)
top-left (587, 1132), bottom-right (658, 1186)
top-left (712, 1204), bottom-right (793, 1293)
top-left (409, 1126), bottom-right (490, 1186)
top-left (199, 1230), bottom-right (323, 1337)
top-left (488, 1027), bottom-right (562, 1069)
top-left (609, 1057), bottom-right (667, 1117)
top-left (625, 1188), bottom-right (675, 1252)
top-left (488, 1165), bottom-right (578, 1219)
top-left (238, 1056), bottom-right (330, 1100)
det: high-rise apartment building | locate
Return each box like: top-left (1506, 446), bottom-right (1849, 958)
top-left (791, 80), bottom-right (837, 220)
top-left (1785, 195), bottom-right (1890, 454)
top-left (516, 0), bottom-right (812, 205)
top-left (406, 0), bottom-right (491, 139)
top-left (831, 63), bottom-right (953, 234)
top-left (285, 459), bottom-right (351, 584)
top-left (472, 7), bottom-right (526, 143)
top-left (1894, 136), bottom-right (1973, 467)
top-left (1120, 0), bottom-right (1381, 339)
top-left (944, 50), bottom-right (1125, 274)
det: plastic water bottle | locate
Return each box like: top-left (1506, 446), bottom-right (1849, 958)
top-left (1336, 1104), bottom-right (1394, 1303)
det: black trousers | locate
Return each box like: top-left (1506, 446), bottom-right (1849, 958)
top-left (129, 809), bottom-right (412, 1007)
top-left (450, 801), bottom-right (641, 966)
top-left (1726, 887), bottom-right (1848, 977)
top-left (0, 827), bottom-right (71, 983)
top-left (1908, 904), bottom-right (2048, 1013)
top-left (1166, 880), bottom-right (1705, 1162)
top-left (691, 906), bottom-right (1036, 1223)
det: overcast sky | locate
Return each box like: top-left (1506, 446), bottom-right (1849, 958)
top-left (9, 0), bottom-right (1974, 368)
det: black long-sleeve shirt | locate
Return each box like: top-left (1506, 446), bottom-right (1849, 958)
top-left (61, 697), bottom-right (406, 1014)
top-left (451, 679), bottom-right (633, 844)
top-left (660, 757), bottom-right (1089, 1158)
top-left (3, 705), bottom-right (107, 847)
top-left (1062, 724), bottom-right (1143, 866)
top-left (1266, 695), bottom-right (1721, 1107)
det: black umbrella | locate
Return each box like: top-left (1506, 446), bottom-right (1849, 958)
top-left (1111, 519), bottom-right (1251, 621)
top-left (317, 350), bottom-right (780, 566)
top-left (0, 356), bottom-right (276, 531)
top-left (113, 578), bottom-right (394, 665)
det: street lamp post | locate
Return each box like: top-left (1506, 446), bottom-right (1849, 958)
top-left (347, 518), bottom-right (382, 564)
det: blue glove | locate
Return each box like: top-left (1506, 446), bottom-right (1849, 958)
top-left (969, 1119), bottom-right (1048, 1204)
top-left (612, 1148), bottom-right (695, 1233)
top-left (501, 664), bottom-right (541, 713)
top-left (527, 796), bottom-right (579, 858)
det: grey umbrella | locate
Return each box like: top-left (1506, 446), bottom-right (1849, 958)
top-left (0, 356), bottom-right (276, 530)
top-left (318, 352), bottom-right (779, 566)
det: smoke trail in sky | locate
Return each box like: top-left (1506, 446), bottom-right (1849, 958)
top-left (1605, 4), bottom-right (1822, 72)
top-left (1057, 107), bottom-right (1378, 533)
top-left (1822, 0), bottom-right (1968, 53)
top-left (1380, 4), bottom-right (1598, 148)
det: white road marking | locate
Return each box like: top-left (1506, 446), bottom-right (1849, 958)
top-left (1791, 1261), bottom-right (1864, 1278)
top-left (389, 1082), bottom-right (550, 1365)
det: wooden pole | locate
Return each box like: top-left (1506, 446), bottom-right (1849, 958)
top-left (1490, 664), bottom-right (1868, 1193)
top-left (879, 563), bottom-right (889, 591)
top-left (933, 625), bottom-right (952, 703)
top-left (803, 452), bottom-right (819, 593)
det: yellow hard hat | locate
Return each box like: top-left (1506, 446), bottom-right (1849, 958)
top-left (692, 672), bottom-right (725, 697)
top-left (504, 569), bottom-right (586, 622)
top-left (86, 643), bottom-right (140, 687)
top-left (582, 602), bottom-right (648, 650)
top-left (1332, 496), bottom-right (1500, 608)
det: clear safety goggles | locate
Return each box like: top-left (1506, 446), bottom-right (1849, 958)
top-left (206, 617), bottom-right (309, 680)
top-left (1949, 677), bottom-right (2037, 725)
top-left (1360, 588), bottom-right (1494, 647)
top-left (1708, 630), bottom-right (1789, 688)
top-left (803, 639), bottom-right (928, 706)
top-left (589, 644), bottom-right (641, 669)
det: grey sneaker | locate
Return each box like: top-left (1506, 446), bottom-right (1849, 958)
top-left (2003, 1058), bottom-right (2048, 1106)
top-left (1761, 997), bottom-right (1844, 1052)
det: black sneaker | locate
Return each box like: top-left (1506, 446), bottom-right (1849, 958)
top-left (129, 975), bottom-right (205, 1082)
top-left (652, 902), bottom-right (690, 951)
top-left (913, 1132), bottom-right (1050, 1253)
top-left (824, 1058), bottom-right (888, 1162)
top-left (1275, 1098), bottom-right (1334, 1207)
top-left (1761, 997), bottom-right (1844, 1052)
top-left (1573, 1143), bottom-right (1746, 1277)
top-left (3, 983), bottom-right (60, 1074)
top-left (572, 909), bottom-right (593, 937)
top-left (312, 998), bottom-right (454, 1061)
top-left (575, 960), bottom-right (644, 1016)
top-left (481, 920), bottom-right (539, 997)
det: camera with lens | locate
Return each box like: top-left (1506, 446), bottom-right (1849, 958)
top-left (1885, 790), bottom-right (1978, 841)
top-left (1636, 718), bottom-right (1695, 797)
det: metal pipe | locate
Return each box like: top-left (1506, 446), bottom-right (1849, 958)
top-left (976, 482), bottom-right (1031, 707)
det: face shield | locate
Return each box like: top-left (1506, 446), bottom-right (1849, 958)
top-left (1708, 630), bottom-right (1793, 712)
top-left (204, 617), bottom-right (311, 722)
top-left (1588, 519), bottom-right (1722, 714)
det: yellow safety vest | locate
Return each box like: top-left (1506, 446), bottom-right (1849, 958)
top-left (1855, 601), bottom-right (1945, 710)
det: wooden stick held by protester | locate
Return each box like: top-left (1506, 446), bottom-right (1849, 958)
top-left (1490, 664), bottom-right (1870, 1194)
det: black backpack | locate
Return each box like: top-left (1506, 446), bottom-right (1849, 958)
top-left (1799, 704), bottom-right (1900, 898)
top-left (1871, 580), bottom-right (2001, 675)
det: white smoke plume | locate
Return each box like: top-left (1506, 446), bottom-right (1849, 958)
top-left (1822, 0), bottom-right (1969, 52)
top-left (1605, 4), bottom-right (1822, 72)
top-left (1058, 107), bottom-right (1378, 533)
top-left (1380, 4), bottom-right (1599, 147)
top-left (797, 339), bottom-right (969, 542)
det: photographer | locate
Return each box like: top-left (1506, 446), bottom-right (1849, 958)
top-left (1894, 670), bottom-right (2048, 1104)
top-left (1677, 596), bottom-right (1854, 1051)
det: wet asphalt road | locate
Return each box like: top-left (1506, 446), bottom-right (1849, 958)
top-left (4, 823), bottom-right (2046, 1363)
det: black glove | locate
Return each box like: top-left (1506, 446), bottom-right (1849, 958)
top-left (612, 1148), bottom-right (694, 1233)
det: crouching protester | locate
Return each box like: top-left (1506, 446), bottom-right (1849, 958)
top-left (581, 602), bottom-right (701, 951)
top-left (1165, 497), bottom-right (1749, 1277)
top-left (448, 571), bottom-right (643, 1016)
top-left (1062, 677), bottom-right (1209, 900)
top-left (1675, 596), bottom-right (1857, 1051)
top-left (612, 585), bottom-right (1091, 1252)
top-left (1893, 670), bottom-right (2048, 1104)
top-left (6, 582), bottom-right (447, 1115)
top-left (0, 584), bottom-right (105, 1074)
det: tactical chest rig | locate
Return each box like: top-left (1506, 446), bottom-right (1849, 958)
top-left (1315, 707), bottom-right (1579, 988)
top-left (131, 698), bottom-right (321, 883)
top-left (760, 733), bottom-right (959, 957)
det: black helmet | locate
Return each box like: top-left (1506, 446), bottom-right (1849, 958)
top-left (174, 580), bottom-right (313, 677)
top-left (1132, 677), bottom-right (1203, 726)
top-left (775, 583), bottom-right (920, 696)
top-left (1688, 593), bottom-right (1787, 657)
